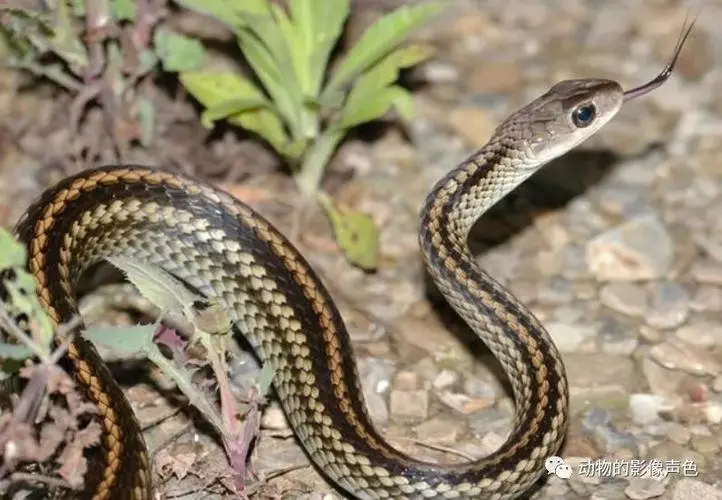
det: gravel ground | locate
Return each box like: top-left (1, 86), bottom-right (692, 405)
top-left (1, 1), bottom-right (721, 499)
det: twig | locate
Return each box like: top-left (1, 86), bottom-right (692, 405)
top-left (384, 435), bottom-right (477, 461)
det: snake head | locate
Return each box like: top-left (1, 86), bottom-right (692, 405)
top-left (493, 10), bottom-right (695, 170)
top-left (500, 78), bottom-right (625, 168)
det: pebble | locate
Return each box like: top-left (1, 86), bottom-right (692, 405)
top-left (649, 339), bottom-right (721, 376)
top-left (690, 285), bottom-right (722, 312)
top-left (599, 282), bottom-right (648, 317)
top-left (389, 390), bottom-right (429, 421)
top-left (675, 321), bottom-right (722, 347)
top-left (586, 214), bottom-right (674, 281)
top-left (438, 391), bottom-right (495, 415)
top-left (546, 321), bottom-right (597, 353)
top-left (413, 417), bottom-right (463, 445)
top-left (690, 260), bottom-right (722, 285)
top-left (394, 370), bottom-right (421, 391)
top-left (690, 434), bottom-right (720, 454)
top-left (624, 476), bottom-right (667, 500)
top-left (672, 479), bottom-right (722, 500)
top-left (261, 404), bottom-right (289, 431)
top-left (628, 394), bottom-right (673, 425)
top-left (712, 376), bottom-right (722, 393)
top-left (645, 283), bottom-right (691, 329)
top-left (432, 369), bottom-right (459, 390)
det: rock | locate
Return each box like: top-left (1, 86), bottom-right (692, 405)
top-left (413, 417), bottom-right (464, 445)
top-left (690, 260), bottom-right (722, 285)
top-left (649, 339), bottom-right (721, 376)
top-left (672, 479), bottom-right (722, 500)
top-left (624, 476), bottom-right (667, 500)
top-left (645, 282), bottom-right (690, 329)
top-left (675, 321), bottom-right (722, 347)
top-left (586, 214), bottom-right (674, 281)
top-left (628, 394), bottom-right (673, 425)
top-left (547, 322), bottom-right (597, 353)
top-left (389, 390), bottom-right (429, 421)
top-left (599, 282), bottom-right (648, 317)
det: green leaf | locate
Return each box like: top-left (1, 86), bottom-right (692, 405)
top-left (201, 98), bottom-right (268, 129)
top-left (235, 29), bottom-right (301, 133)
top-left (180, 71), bottom-right (289, 152)
top-left (357, 43), bottom-right (434, 93)
top-left (85, 324), bottom-right (157, 357)
top-left (285, 0), bottom-right (350, 96)
top-left (337, 85), bottom-right (413, 130)
top-left (48, 0), bottom-right (88, 72)
top-left (0, 228), bottom-right (27, 269)
top-left (174, 0), bottom-right (271, 31)
top-left (111, 0), bottom-right (136, 21)
top-left (318, 194), bottom-right (379, 271)
top-left (0, 342), bottom-right (33, 361)
top-left (324, 2), bottom-right (441, 98)
top-left (154, 27), bottom-right (205, 72)
top-left (258, 362), bottom-right (274, 396)
top-left (106, 256), bottom-right (202, 319)
top-left (336, 43), bottom-right (431, 129)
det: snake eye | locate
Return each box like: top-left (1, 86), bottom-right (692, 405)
top-left (572, 103), bottom-right (596, 128)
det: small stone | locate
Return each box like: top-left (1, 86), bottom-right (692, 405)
top-left (389, 390), bottom-right (429, 420)
top-left (713, 376), bottom-right (722, 393)
top-left (586, 214), bottom-right (673, 281)
top-left (462, 374), bottom-right (498, 399)
top-left (566, 354), bottom-right (637, 406)
top-left (422, 61), bottom-right (460, 84)
top-left (413, 417), bottom-right (462, 445)
top-left (261, 405), bottom-right (289, 431)
top-left (628, 394), bottom-right (673, 425)
top-left (394, 371), bottom-right (420, 391)
top-left (438, 391), bottom-right (495, 415)
top-left (468, 408), bottom-right (513, 438)
top-left (672, 479), bottom-right (722, 500)
top-left (599, 282), bottom-right (648, 317)
top-left (363, 387), bottom-right (389, 427)
top-left (478, 431), bottom-right (507, 456)
top-left (667, 424), bottom-right (691, 445)
top-left (690, 434), bottom-right (720, 454)
top-left (649, 339), bottom-right (721, 376)
top-left (706, 402), bottom-right (722, 425)
top-left (598, 316), bottom-right (639, 356)
top-left (624, 476), bottom-right (667, 500)
top-left (676, 321), bottom-right (722, 347)
top-left (690, 260), bottom-right (722, 285)
top-left (645, 282), bottom-right (690, 329)
top-left (432, 369), bottom-right (458, 390)
top-left (690, 285), bottom-right (722, 312)
top-left (641, 358), bottom-right (687, 401)
top-left (547, 322), bottom-right (597, 353)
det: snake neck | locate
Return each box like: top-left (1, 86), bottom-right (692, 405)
top-left (418, 147), bottom-right (568, 470)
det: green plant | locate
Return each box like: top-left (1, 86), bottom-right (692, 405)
top-left (174, 0), bottom-right (441, 269)
top-left (0, 226), bottom-right (273, 494)
top-left (0, 0), bottom-right (206, 156)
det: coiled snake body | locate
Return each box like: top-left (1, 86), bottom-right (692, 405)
top-left (12, 19), bottom-right (694, 500)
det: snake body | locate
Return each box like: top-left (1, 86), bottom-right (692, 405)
top-left (11, 18), bottom-right (693, 500)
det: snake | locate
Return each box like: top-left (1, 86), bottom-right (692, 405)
top-left (9, 16), bottom-right (694, 500)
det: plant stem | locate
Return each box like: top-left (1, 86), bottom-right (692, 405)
top-left (294, 128), bottom-right (345, 199)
